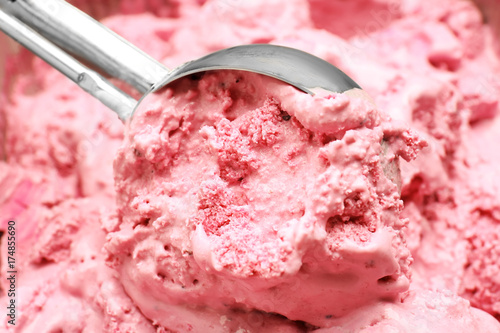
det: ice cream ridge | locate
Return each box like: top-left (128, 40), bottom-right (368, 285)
top-left (2, 0), bottom-right (500, 332)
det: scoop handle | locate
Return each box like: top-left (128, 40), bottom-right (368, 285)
top-left (0, 0), bottom-right (169, 94)
top-left (0, 10), bottom-right (136, 120)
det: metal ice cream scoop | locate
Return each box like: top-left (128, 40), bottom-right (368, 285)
top-left (0, 0), bottom-right (402, 192)
top-left (0, 0), bottom-right (361, 120)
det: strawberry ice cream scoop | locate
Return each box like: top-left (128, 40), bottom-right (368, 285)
top-left (108, 69), bottom-right (426, 329)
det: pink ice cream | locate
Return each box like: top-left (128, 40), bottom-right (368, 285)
top-left (109, 70), bottom-right (423, 330)
top-left (1, 0), bottom-right (500, 332)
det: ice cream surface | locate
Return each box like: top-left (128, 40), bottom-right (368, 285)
top-left (1, 0), bottom-right (500, 332)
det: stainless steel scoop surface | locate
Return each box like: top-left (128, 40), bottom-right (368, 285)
top-left (0, 0), bottom-right (361, 120)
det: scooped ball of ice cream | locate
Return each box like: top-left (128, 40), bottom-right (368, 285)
top-left (107, 70), bottom-right (426, 330)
